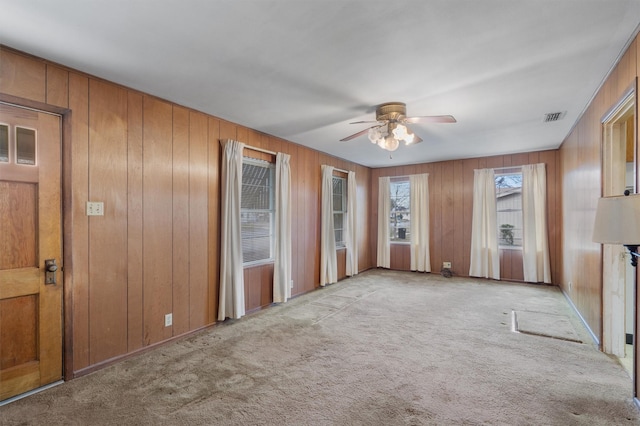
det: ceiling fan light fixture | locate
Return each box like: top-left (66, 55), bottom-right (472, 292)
top-left (343, 101), bottom-right (453, 150)
top-left (383, 135), bottom-right (400, 151)
top-left (392, 123), bottom-right (415, 145)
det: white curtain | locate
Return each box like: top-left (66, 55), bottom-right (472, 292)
top-left (469, 168), bottom-right (500, 279)
top-left (273, 153), bottom-right (292, 302)
top-left (410, 173), bottom-right (431, 272)
top-left (320, 165), bottom-right (337, 286)
top-left (219, 139), bottom-right (245, 320)
top-left (521, 163), bottom-right (551, 283)
top-left (377, 176), bottom-right (391, 268)
top-left (345, 171), bottom-right (358, 276)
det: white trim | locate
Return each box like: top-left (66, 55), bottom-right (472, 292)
top-left (562, 288), bottom-right (600, 346)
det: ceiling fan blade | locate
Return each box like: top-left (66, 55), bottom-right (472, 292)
top-left (349, 120), bottom-right (380, 124)
top-left (407, 134), bottom-right (423, 145)
top-left (403, 115), bottom-right (457, 124)
top-left (340, 127), bottom-right (373, 142)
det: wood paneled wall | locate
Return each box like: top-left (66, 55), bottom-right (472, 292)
top-left (559, 36), bottom-right (638, 343)
top-left (370, 151), bottom-right (561, 283)
top-left (0, 47), bottom-right (372, 377)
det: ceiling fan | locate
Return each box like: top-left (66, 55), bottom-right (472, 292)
top-left (340, 102), bottom-right (456, 151)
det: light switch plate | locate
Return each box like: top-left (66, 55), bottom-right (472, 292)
top-left (86, 201), bottom-right (104, 216)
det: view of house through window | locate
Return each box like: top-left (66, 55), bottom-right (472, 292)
top-left (390, 179), bottom-right (410, 242)
top-left (495, 168), bottom-right (523, 247)
top-left (333, 176), bottom-right (347, 248)
top-left (241, 158), bottom-right (275, 264)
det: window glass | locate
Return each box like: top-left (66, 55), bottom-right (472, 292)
top-left (16, 127), bottom-right (36, 165)
top-left (495, 170), bottom-right (523, 247)
top-left (0, 124), bottom-right (8, 162)
top-left (333, 176), bottom-right (347, 248)
top-left (241, 158), bottom-right (275, 264)
top-left (390, 179), bottom-right (410, 242)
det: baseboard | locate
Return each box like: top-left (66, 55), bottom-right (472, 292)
top-left (72, 323), bottom-right (215, 378)
top-left (561, 288), bottom-right (600, 347)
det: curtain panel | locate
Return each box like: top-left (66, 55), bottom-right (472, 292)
top-left (522, 163), bottom-right (551, 283)
top-left (274, 153), bottom-right (292, 302)
top-left (409, 173), bottom-right (431, 272)
top-left (219, 139), bottom-right (246, 320)
top-left (345, 171), bottom-right (358, 276)
top-left (469, 168), bottom-right (500, 280)
top-left (320, 165), bottom-right (337, 286)
top-left (377, 176), bottom-right (391, 268)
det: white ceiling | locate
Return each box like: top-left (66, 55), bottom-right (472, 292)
top-left (1, 1), bottom-right (640, 167)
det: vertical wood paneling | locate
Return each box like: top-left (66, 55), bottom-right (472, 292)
top-left (244, 267), bottom-right (259, 311)
top-left (88, 79), bottom-right (128, 364)
top-left (0, 49), bottom-right (46, 103)
top-left (260, 263), bottom-right (274, 308)
top-left (172, 106), bottom-right (190, 336)
top-left (441, 162), bottom-right (455, 270)
top-left (68, 73), bottom-right (90, 371)
top-left (431, 163), bottom-right (442, 271)
top-left (452, 160), bottom-right (465, 274)
top-left (290, 144), bottom-right (302, 294)
top-left (462, 158), bottom-right (478, 276)
top-left (371, 151), bottom-right (559, 281)
top-left (127, 92), bottom-right (144, 352)
top-left (46, 65), bottom-right (69, 108)
top-left (142, 96), bottom-right (174, 345)
top-left (208, 117), bottom-right (221, 323)
top-left (356, 165), bottom-right (372, 271)
top-left (189, 112), bottom-right (209, 329)
top-left (306, 148), bottom-right (320, 291)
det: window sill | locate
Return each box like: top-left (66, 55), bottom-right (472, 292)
top-left (390, 241), bottom-right (410, 245)
top-left (243, 260), bottom-right (275, 269)
top-left (499, 246), bottom-right (522, 251)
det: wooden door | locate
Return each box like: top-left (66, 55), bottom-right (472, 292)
top-left (0, 103), bottom-right (62, 401)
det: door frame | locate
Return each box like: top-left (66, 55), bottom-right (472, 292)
top-left (0, 93), bottom-right (73, 381)
top-left (600, 79), bottom-right (639, 402)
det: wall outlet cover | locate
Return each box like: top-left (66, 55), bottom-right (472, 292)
top-left (443, 262), bottom-right (452, 269)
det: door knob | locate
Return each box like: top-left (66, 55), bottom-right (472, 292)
top-left (44, 259), bottom-right (58, 285)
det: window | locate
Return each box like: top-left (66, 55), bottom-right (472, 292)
top-left (495, 169), bottom-right (523, 248)
top-left (390, 179), bottom-right (410, 242)
top-left (333, 176), bottom-right (347, 248)
top-left (241, 158), bottom-right (275, 264)
top-left (0, 125), bottom-right (37, 165)
top-left (0, 124), bottom-right (8, 162)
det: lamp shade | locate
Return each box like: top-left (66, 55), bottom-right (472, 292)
top-left (592, 194), bottom-right (640, 244)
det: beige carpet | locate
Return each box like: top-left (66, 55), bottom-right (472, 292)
top-left (1, 270), bottom-right (638, 425)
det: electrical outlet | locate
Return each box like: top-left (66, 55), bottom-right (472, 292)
top-left (164, 313), bottom-right (172, 327)
top-left (86, 201), bottom-right (104, 216)
top-left (443, 262), bottom-right (452, 269)
top-left (290, 279), bottom-right (294, 289)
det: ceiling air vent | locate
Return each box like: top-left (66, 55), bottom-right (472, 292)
top-left (543, 111), bottom-right (566, 122)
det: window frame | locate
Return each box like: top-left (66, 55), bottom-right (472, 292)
top-left (240, 156), bottom-right (276, 266)
top-left (389, 177), bottom-right (411, 244)
top-left (332, 175), bottom-right (347, 249)
top-left (495, 167), bottom-right (523, 250)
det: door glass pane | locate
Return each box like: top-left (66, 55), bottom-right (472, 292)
top-left (0, 124), bottom-right (8, 162)
top-left (16, 127), bottom-right (36, 165)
